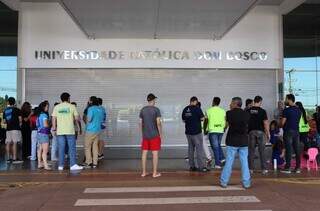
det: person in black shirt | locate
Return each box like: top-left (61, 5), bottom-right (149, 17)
top-left (182, 96), bottom-right (208, 172)
top-left (21, 102), bottom-right (32, 160)
top-left (247, 96), bottom-right (270, 174)
top-left (220, 97), bottom-right (251, 189)
top-left (3, 97), bottom-right (23, 164)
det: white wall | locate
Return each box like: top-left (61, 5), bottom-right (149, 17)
top-left (19, 2), bottom-right (281, 69)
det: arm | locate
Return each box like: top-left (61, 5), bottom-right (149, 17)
top-left (264, 120), bottom-right (270, 141)
top-left (139, 118), bottom-right (143, 137)
top-left (280, 118), bottom-right (287, 128)
top-left (203, 117), bottom-right (208, 134)
top-left (77, 120), bottom-right (82, 135)
top-left (156, 117), bottom-right (163, 138)
top-left (51, 116), bottom-right (57, 135)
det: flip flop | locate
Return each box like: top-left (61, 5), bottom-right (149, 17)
top-left (141, 173), bottom-right (149, 177)
top-left (152, 173), bottom-right (161, 178)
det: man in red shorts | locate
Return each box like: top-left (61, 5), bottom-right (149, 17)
top-left (139, 93), bottom-right (162, 178)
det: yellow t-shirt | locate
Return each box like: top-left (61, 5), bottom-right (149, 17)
top-left (52, 102), bottom-right (79, 135)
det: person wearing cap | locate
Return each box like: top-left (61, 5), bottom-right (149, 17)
top-left (139, 93), bottom-right (162, 178)
top-left (182, 96), bottom-right (209, 172)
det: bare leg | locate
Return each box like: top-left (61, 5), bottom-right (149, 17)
top-left (42, 143), bottom-right (51, 170)
top-left (152, 151), bottom-right (160, 177)
top-left (12, 143), bottom-right (17, 160)
top-left (38, 144), bottom-right (43, 168)
top-left (6, 143), bottom-right (11, 159)
top-left (141, 150), bottom-right (148, 177)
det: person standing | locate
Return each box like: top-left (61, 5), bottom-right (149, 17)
top-left (30, 107), bottom-right (39, 161)
top-left (50, 102), bottom-right (59, 161)
top-left (97, 98), bottom-right (107, 160)
top-left (182, 96), bottom-right (209, 172)
top-left (296, 102), bottom-right (310, 148)
top-left (244, 99), bottom-right (253, 112)
top-left (220, 97), bottom-right (251, 189)
top-left (280, 94), bottom-right (302, 174)
top-left (36, 101), bottom-right (51, 170)
top-left (204, 97), bottom-right (226, 169)
top-left (3, 97), bottom-right (23, 164)
top-left (140, 93), bottom-right (162, 178)
top-left (51, 92), bottom-right (83, 171)
top-left (247, 96), bottom-right (270, 175)
top-left (83, 96), bottom-right (104, 168)
top-left (21, 102), bottom-right (32, 159)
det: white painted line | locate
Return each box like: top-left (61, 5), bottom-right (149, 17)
top-left (75, 196), bottom-right (260, 206)
top-left (84, 186), bottom-right (244, 193)
top-left (225, 210), bottom-right (272, 211)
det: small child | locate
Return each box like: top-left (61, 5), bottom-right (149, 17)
top-left (270, 120), bottom-right (285, 167)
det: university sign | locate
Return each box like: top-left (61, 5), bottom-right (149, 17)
top-left (34, 50), bottom-right (268, 62)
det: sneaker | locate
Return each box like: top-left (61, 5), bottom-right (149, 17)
top-left (220, 183), bottom-right (227, 188)
top-left (189, 167), bottom-right (198, 172)
top-left (12, 159), bottom-right (23, 164)
top-left (262, 170), bottom-right (269, 175)
top-left (58, 166), bottom-right (64, 171)
top-left (83, 163), bottom-right (92, 169)
top-left (6, 159), bottom-right (12, 163)
top-left (242, 184), bottom-right (251, 189)
top-left (98, 154), bottom-right (104, 160)
top-left (70, 164), bottom-right (83, 171)
top-left (280, 169), bottom-right (292, 174)
top-left (199, 167), bottom-right (210, 172)
top-left (249, 170), bottom-right (254, 174)
top-left (206, 159), bottom-right (212, 166)
top-left (92, 164), bottom-right (98, 169)
top-left (214, 165), bottom-right (222, 169)
top-left (220, 159), bottom-right (226, 164)
top-left (294, 168), bottom-right (301, 174)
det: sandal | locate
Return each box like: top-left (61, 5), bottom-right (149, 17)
top-left (141, 173), bottom-right (149, 177)
top-left (152, 173), bottom-right (161, 178)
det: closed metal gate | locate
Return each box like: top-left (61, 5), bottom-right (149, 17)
top-left (25, 68), bottom-right (276, 147)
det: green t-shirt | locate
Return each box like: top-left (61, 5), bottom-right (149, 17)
top-left (299, 117), bottom-right (310, 133)
top-left (206, 106), bottom-right (226, 133)
top-left (52, 102), bottom-right (79, 135)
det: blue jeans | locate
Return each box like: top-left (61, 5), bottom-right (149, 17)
top-left (57, 135), bottom-right (76, 168)
top-left (220, 146), bottom-right (251, 188)
top-left (31, 130), bottom-right (38, 161)
top-left (51, 135), bottom-right (58, 161)
top-left (209, 133), bottom-right (225, 166)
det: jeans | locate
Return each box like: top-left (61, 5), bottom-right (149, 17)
top-left (186, 133), bottom-right (206, 169)
top-left (220, 146), bottom-right (251, 188)
top-left (208, 133), bottom-right (225, 166)
top-left (284, 130), bottom-right (300, 170)
top-left (248, 130), bottom-right (267, 170)
top-left (203, 135), bottom-right (212, 160)
top-left (30, 130), bottom-right (38, 161)
top-left (51, 134), bottom-right (58, 161)
top-left (57, 135), bottom-right (76, 168)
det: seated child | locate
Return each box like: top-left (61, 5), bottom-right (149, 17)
top-left (270, 120), bottom-right (285, 167)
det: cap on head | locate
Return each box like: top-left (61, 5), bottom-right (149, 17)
top-left (147, 93), bottom-right (157, 102)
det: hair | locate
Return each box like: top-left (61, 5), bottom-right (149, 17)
top-left (245, 98), bottom-right (253, 107)
top-left (54, 102), bottom-right (59, 107)
top-left (97, 98), bottom-right (103, 105)
top-left (190, 96), bottom-right (198, 103)
top-left (21, 102), bottom-right (32, 115)
top-left (32, 107), bottom-right (41, 116)
top-left (270, 120), bottom-right (278, 130)
top-left (71, 102), bottom-right (77, 106)
top-left (197, 101), bottom-right (201, 108)
top-left (296, 101), bottom-right (307, 124)
top-left (38, 101), bottom-right (49, 116)
top-left (60, 92), bottom-right (70, 102)
top-left (254, 96), bottom-right (263, 103)
top-left (286, 94), bottom-right (295, 103)
top-left (7, 97), bottom-right (15, 106)
top-left (213, 97), bottom-right (221, 106)
top-left (232, 97), bottom-right (242, 108)
top-left (90, 96), bottom-right (99, 106)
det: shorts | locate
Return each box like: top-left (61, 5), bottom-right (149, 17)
top-left (5, 130), bottom-right (22, 144)
top-left (141, 136), bottom-right (161, 151)
top-left (99, 129), bottom-right (108, 141)
top-left (37, 133), bottom-right (50, 144)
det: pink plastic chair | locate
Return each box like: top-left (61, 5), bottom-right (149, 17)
top-left (307, 148), bottom-right (319, 171)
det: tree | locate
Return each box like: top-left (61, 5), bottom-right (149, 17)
top-left (0, 96), bottom-right (6, 113)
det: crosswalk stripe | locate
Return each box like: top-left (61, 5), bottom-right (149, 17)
top-left (84, 186), bottom-right (244, 193)
top-left (75, 196), bottom-right (260, 206)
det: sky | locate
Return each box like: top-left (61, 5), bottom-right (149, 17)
top-left (0, 56), bottom-right (17, 98)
